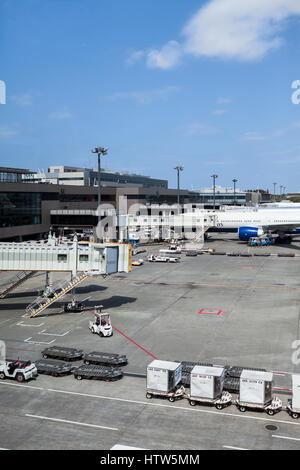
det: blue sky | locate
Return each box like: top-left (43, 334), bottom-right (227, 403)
top-left (1, 0), bottom-right (300, 192)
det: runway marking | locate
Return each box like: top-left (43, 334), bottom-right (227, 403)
top-left (100, 278), bottom-right (300, 291)
top-left (24, 337), bottom-right (55, 345)
top-left (1, 382), bottom-right (299, 428)
top-left (223, 445), bottom-right (249, 450)
top-left (25, 414), bottom-right (119, 431)
top-left (272, 435), bottom-right (300, 442)
top-left (38, 330), bottom-right (70, 337)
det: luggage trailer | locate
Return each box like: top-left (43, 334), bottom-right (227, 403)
top-left (73, 364), bottom-right (123, 382)
top-left (41, 346), bottom-right (84, 362)
top-left (235, 370), bottom-right (282, 415)
top-left (186, 365), bottom-right (232, 410)
top-left (146, 360), bottom-right (185, 402)
top-left (83, 351), bottom-right (128, 367)
top-left (287, 374), bottom-right (300, 419)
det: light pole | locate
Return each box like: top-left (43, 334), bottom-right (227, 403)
top-left (211, 174), bottom-right (218, 210)
top-left (232, 178), bottom-right (237, 205)
top-left (91, 146), bottom-right (108, 242)
top-left (273, 182), bottom-right (277, 202)
top-left (174, 166), bottom-right (184, 211)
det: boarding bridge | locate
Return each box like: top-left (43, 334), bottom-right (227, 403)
top-left (0, 237), bottom-right (130, 276)
top-left (0, 235), bottom-right (131, 318)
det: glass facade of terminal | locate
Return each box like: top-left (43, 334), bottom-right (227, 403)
top-left (0, 192), bottom-right (41, 227)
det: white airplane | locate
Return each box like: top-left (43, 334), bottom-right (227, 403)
top-left (212, 207), bottom-right (300, 242)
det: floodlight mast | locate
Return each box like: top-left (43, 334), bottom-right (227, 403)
top-left (91, 146), bottom-right (108, 242)
top-left (211, 174), bottom-right (218, 210)
top-left (174, 165), bottom-right (184, 211)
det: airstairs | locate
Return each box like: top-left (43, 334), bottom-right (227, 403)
top-left (0, 271), bottom-right (35, 299)
top-left (25, 273), bottom-right (89, 318)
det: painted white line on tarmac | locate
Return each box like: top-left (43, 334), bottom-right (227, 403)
top-left (17, 321), bottom-right (45, 328)
top-left (24, 337), bottom-right (55, 345)
top-left (223, 446), bottom-right (249, 450)
top-left (272, 435), bottom-right (300, 442)
top-left (38, 330), bottom-right (70, 337)
top-left (25, 414), bottom-right (119, 431)
top-left (0, 447), bottom-right (9, 450)
top-left (1, 381), bottom-right (300, 429)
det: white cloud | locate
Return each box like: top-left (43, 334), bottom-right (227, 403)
top-left (183, 122), bottom-right (220, 136)
top-left (241, 128), bottom-right (285, 141)
top-left (125, 49), bottom-right (145, 65)
top-left (212, 109), bottom-right (226, 115)
top-left (0, 125), bottom-right (19, 138)
top-left (106, 86), bottom-right (180, 104)
top-left (217, 97), bottom-right (232, 105)
top-left (11, 93), bottom-right (33, 106)
top-left (49, 108), bottom-right (73, 119)
top-left (146, 0), bottom-right (300, 68)
top-left (147, 41), bottom-right (182, 69)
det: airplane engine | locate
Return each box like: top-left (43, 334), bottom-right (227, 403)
top-left (238, 226), bottom-right (264, 241)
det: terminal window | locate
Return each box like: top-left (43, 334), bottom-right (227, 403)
top-left (0, 192), bottom-right (41, 227)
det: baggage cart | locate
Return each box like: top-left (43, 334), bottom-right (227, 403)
top-left (41, 346), bottom-right (84, 361)
top-left (83, 351), bottom-right (128, 367)
top-left (73, 364), bottom-right (123, 381)
top-left (35, 358), bottom-right (74, 377)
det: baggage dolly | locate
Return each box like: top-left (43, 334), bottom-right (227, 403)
top-left (187, 391), bottom-right (232, 410)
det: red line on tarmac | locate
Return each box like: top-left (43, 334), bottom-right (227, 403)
top-left (112, 326), bottom-right (158, 360)
top-left (7, 347), bottom-right (36, 353)
top-left (86, 308), bottom-right (157, 360)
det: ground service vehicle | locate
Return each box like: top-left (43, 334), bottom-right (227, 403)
top-left (148, 254), bottom-right (179, 263)
top-left (64, 299), bottom-right (85, 313)
top-left (132, 259), bottom-right (144, 266)
top-left (89, 306), bottom-right (113, 337)
top-left (42, 346), bottom-right (84, 361)
top-left (0, 360), bottom-right (38, 382)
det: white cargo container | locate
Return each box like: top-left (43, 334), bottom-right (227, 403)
top-left (287, 374), bottom-right (300, 419)
top-left (146, 360), bottom-right (184, 402)
top-left (190, 366), bottom-right (225, 399)
top-left (236, 370), bottom-right (282, 415)
top-left (239, 370), bottom-right (273, 405)
top-left (188, 365), bottom-right (231, 409)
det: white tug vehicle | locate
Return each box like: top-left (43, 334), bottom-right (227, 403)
top-left (0, 360), bottom-right (38, 382)
top-left (89, 305), bottom-right (113, 337)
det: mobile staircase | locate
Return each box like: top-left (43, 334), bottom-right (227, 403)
top-left (0, 271), bottom-right (35, 299)
top-left (25, 272), bottom-right (89, 318)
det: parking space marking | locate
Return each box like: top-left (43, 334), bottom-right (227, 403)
top-left (24, 337), bottom-right (55, 345)
top-left (25, 414), bottom-right (119, 431)
top-left (38, 330), bottom-right (70, 337)
top-left (223, 445), bottom-right (249, 450)
top-left (272, 435), bottom-right (300, 442)
top-left (16, 321), bottom-right (45, 328)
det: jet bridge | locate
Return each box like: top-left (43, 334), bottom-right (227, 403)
top-left (0, 235), bottom-right (131, 318)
